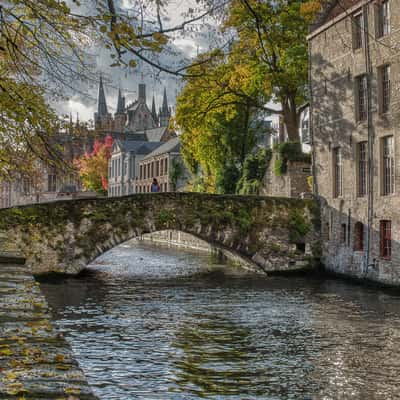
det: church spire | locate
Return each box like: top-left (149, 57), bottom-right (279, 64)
top-left (159, 87), bottom-right (170, 127)
top-left (97, 75), bottom-right (108, 116)
top-left (116, 88), bottom-right (125, 114)
top-left (151, 95), bottom-right (158, 126)
top-left (161, 87), bottom-right (168, 113)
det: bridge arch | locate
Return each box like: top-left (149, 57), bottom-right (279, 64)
top-left (0, 193), bottom-right (320, 275)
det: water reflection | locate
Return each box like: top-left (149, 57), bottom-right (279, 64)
top-left (171, 315), bottom-right (257, 397)
top-left (38, 240), bottom-right (400, 400)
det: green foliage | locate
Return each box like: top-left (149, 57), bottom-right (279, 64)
top-left (176, 49), bottom-right (270, 194)
top-left (307, 175), bottom-right (313, 191)
top-left (169, 158), bottom-right (185, 191)
top-left (273, 142), bottom-right (311, 176)
top-left (237, 148), bottom-right (272, 194)
top-left (156, 210), bottom-right (176, 229)
top-left (288, 208), bottom-right (311, 243)
top-left (274, 158), bottom-right (286, 177)
top-left (216, 163), bottom-right (240, 194)
top-left (224, 0), bottom-right (320, 140)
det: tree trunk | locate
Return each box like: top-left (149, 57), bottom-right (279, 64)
top-left (281, 94), bottom-right (300, 142)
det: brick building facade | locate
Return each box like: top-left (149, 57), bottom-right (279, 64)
top-left (309, 0), bottom-right (400, 284)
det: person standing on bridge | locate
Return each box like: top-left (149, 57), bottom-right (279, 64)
top-left (151, 178), bottom-right (160, 193)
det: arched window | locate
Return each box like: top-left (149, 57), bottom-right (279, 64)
top-left (354, 222), bottom-right (364, 251)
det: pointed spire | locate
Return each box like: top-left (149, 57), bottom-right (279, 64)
top-left (116, 88), bottom-right (125, 114)
top-left (151, 95), bottom-right (158, 126)
top-left (152, 95), bottom-right (156, 115)
top-left (97, 75), bottom-right (108, 116)
top-left (162, 87), bottom-right (168, 113)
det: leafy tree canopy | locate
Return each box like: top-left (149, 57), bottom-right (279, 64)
top-left (75, 135), bottom-right (113, 194)
top-left (223, 0), bottom-right (321, 140)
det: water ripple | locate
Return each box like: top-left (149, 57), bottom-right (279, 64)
top-left (39, 241), bottom-right (400, 400)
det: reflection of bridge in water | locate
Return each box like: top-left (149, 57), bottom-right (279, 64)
top-left (0, 193), bottom-right (320, 275)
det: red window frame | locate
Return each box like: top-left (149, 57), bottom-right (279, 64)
top-left (354, 222), bottom-right (364, 251)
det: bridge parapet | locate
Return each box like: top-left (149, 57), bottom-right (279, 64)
top-left (0, 193), bottom-right (321, 275)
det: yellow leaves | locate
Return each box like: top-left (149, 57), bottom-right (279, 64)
top-left (152, 32), bottom-right (168, 45)
top-left (300, 0), bottom-right (322, 22)
top-left (6, 382), bottom-right (27, 396)
top-left (0, 348), bottom-right (13, 356)
top-left (54, 354), bottom-right (65, 363)
top-left (56, 363), bottom-right (71, 370)
top-left (64, 387), bottom-right (81, 395)
top-left (5, 371), bottom-right (18, 381)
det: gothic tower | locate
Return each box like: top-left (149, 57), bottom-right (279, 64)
top-left (94, 76), bottom-right (112, 131)
top-left (114, 88), bottom-right (126, 132)
top-left (151, 95), bottom-right (159, 127)
top-left (159, 87), bottom-right (171, 127)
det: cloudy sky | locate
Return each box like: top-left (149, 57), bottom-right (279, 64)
top-left (55, 0), bottom-right (223, 122)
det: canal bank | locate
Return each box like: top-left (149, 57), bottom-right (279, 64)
top-left (0, 254), bottom-right (97, 399)
top-left (39, 241), bottom-right (400, 400)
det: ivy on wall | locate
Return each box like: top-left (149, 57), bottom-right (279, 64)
top-left (273, 142), bottom-right (311, 176)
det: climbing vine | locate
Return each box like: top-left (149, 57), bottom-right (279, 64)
top-left (273, 142), bottom-right (311, 176)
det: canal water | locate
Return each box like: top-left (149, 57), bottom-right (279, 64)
top-left (39, 240), bottom-right (400, 400)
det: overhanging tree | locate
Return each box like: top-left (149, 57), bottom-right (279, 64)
top-left (176, 50), bottom-right (269, 193)
top-left (224, 0), bottom-right (320, 140)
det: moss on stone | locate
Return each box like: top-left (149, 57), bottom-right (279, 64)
top-left (288, 208), bottom-right (311, 243)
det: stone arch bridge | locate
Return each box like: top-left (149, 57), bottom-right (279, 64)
top-left (0, 193), bottom-right (320, 275)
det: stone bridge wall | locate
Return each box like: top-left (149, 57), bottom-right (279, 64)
top-left (0, 193), bottom-right (320, 275)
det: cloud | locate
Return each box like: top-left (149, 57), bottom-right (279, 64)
top-left (54, 0), bottom-right (222, 122)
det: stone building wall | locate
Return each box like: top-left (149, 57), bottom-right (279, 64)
top-left (262, 153), bottom-right (312, 198)
top-left (309, 0), bottom-right (400, 285)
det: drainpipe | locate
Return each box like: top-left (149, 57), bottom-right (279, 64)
top-left (308, 39), bottom-right (318, 197)
top-left (363, 5), bottom-right (374, 273)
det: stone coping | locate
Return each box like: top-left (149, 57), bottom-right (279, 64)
top-left (0, 262), bottom-right (98, 399)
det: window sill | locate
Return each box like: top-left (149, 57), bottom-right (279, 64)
top-left (376, 33), bottom-right (389, 40)
top-left (355, 119), bottom-right (367, 125)
top-left (380, 256), bottom-right (392, 262)
top-left (381, 193), bottom-right (396, 197)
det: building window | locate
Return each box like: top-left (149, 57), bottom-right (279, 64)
top-left (382, 136), bottom-right (394, 195)
top-left (357, 141), bottom-right (367, 197)
top-left (160, 160), bottom-right (164, 176)
top-left (151, 162), bottom-right (154, 178)
top-left (376, 0), bottom-right (390, 38)
top-left (156, 160), bottom-right (160, 176)
top-left (352, 12), bottom-right (364, 50)
top-left (23, 178), bottom-right (31, 195)
top-left (333, 147), bottom-right (342, 198)
top-left (356, 74), bottom-right (367, 121)
top-left (140, 165), bottom-right (143, 179)
top-left (354, 222), bottom-right (364, 251)
top-left (164, 158), bottom-right (168, 175)
top-left (48, 174), bottom-right (57, 192)
top-left (380, 220), bottom-right (391, 260)
top-left (378, 64), bottom-right (390, 114)
top-left (340, 224), bottom-right (347, 244)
